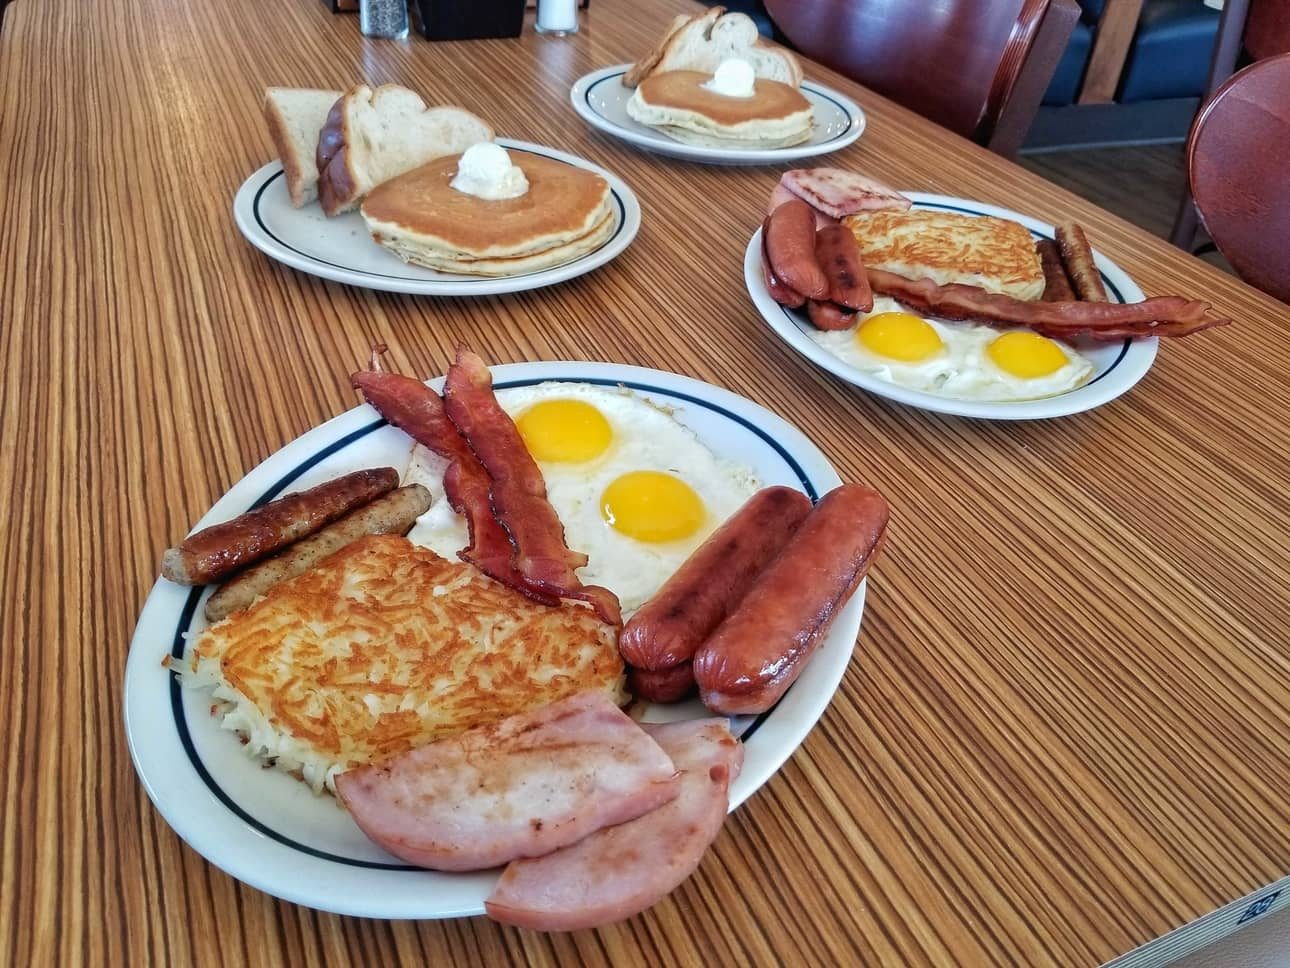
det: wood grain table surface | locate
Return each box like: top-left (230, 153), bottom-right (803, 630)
top-left (1, 0), bottom-right (1287, 964)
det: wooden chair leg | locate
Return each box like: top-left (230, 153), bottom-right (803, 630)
top-left (1202, 0), bottom-right (1251, 97)
top-left (1170, 193), bottom-right (1199, 249)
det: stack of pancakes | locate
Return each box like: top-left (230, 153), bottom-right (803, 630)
top-left (627, 71), bottom-right (813, 148)
top-left (361, 153), bottom-right (614, 276)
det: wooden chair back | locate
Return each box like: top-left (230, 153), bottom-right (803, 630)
top-left (1245, 0), bottom-right (1290, 59)
top-left (763, 0), bottom-right (1080, 155)
top-left (1187, 53), bottom-right (1290, 302)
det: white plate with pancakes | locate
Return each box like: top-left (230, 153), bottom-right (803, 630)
top-left (571, 65), bottom-right (865, 165)
top-left (233, 140), bottom-right (641, 295)
top-left (124, 360), bottom-right (871, 919)
top-left (746, 193), bottom-right (1159, 419)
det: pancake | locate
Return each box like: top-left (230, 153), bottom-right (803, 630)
top-left (626, 70), bottom-right (813, 147)
top-left (361, 153), bottom-right (612, 275)
top-left (652, 125), bottom-right (814, 150)
top-left (843, 208), bottom-right (1045, 300)
top-left (383, 208), bottom-right (617, 276)
top-left (178, 534), bottom-right (625, 794)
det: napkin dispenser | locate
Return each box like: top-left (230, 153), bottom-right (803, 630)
top-left (413, 0), bottom-right (526, 39)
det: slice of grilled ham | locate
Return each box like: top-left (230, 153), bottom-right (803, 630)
top-left (335, 691), bottom-right (679, 871)
top-left (485, 718), bottom-right (743, 930)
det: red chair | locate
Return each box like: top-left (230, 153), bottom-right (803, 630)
top-left (763, 0), bottom-right (1081, 155)
top-left (1184, 53), bottom-right (1290, 303)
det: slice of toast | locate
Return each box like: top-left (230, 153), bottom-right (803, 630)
top-left (263, 88), bottom-right (343, 208)
top-left (625, 9), bottom-right (803, 89)
top-left (623, 13), bottom-right (695, 87)
top-left (315, 85), bottom-right (494, 216)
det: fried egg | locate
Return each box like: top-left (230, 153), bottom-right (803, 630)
top-left (406, 382), bottom-right (760, 615)
top-left (807, 296), bottom-right (1094, 401)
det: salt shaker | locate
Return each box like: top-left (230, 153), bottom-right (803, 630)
top-left (535, 0), bottom-right (578, 35)
top-left (360, 0), bottom-right (410, 38)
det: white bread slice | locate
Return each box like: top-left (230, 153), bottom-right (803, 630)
top-left (628, 8), bottom-right (804, 89)
top-left (316, 85), bottom-right (494, 216)
top-left (263, 88), bottom-right (343, 208)
top-left (623, 13), bottom-right (694, 87)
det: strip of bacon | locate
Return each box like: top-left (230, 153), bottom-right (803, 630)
top-left (351, 348), bottom-right (558, 605)
top-left (867, 268), bottom-right (1231, 341)
top-left (442, 348), bottom-right (623, 626)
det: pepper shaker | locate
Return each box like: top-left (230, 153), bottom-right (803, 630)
top-left (361, 0), bottom-right (410, 38)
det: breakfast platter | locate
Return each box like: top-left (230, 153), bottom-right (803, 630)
top-left (746, 193), bottom-right (1160, 419)
top-left (127, 0), bottom-right (1232, 938)
top-left (571, 65), bottom-right (864, 165)
top-left (124, 360), bottom-right (868, 920)
top-left (233, 139), bottom-right (640, 296)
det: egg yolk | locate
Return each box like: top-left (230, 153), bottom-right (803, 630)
top-left (601, 471), bottom-right (705, 543)
top-left (856, 312), bottom-right (944, 362)
top-left (987, 331), bottom-right (1069, 379)
top-left (515, 399), bottom-right (612, 462)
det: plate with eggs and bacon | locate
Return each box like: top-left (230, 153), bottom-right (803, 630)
top-left (746, 169), bottom-right (1231, 419)
top-left (124, 348), bottom-right (890, 924)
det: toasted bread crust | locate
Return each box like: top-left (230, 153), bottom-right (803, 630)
top-left (624, 12), bottom-right (700, 87)
top-left (627, 7), bottom-right (803, 89)
top-left (315, 85), bottom-right (495, 217)
top-left (316, 93), bottom-right (359, 216)
top-left (263, 97), bottom-right (306, 207)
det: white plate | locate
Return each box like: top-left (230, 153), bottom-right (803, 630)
top-left (746, 193), bottom-right (1159, 419)
top-left (124, 361), bottom-right (863, 919)
top-left (571, 65), bottom-right (864, 165)
top-left (232, 140), bottom-right (641, 296)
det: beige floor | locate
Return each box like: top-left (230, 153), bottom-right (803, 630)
top-left (1018, 145), bottom-right (1234, 275)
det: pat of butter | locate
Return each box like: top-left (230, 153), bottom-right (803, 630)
top-left (450, 142), bottom-right (529, 200)
top-left (702, 58), bottom-right (756, 98)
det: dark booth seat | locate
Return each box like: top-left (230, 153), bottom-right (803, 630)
top-left (1118, 0), bottom-right (1222, 101)
top-left (1041, 0), bottom-right (1221, 106)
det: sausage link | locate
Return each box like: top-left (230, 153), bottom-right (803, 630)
top-left (763, 200), bottom-right (829, 300)
top-left (161, 467), bottom-right (400, 585)
top-left (620, 486), bottom-right (812, 671)
top-left (762, 227), bottom-right (806, 308)
top-left (1054, 222), bottom-right (1107, 301)
top-left (806, 299), bottom-right (857, 331)
top-left (1036, 239), bottom-right (1076, 302)
top-left (693, 484), bottom-right (889, 715)
top-left (815, 224), bottom-right (873, 312)
top-left (204, 484), bottom-right (431, 622)
top-left (627, 662), bottom-right (696, 704)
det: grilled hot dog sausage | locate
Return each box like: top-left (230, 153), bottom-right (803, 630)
top-left (1036, 239), bottom-right (1076, 302)
top-left (627, 662), bottom-right (696, 704)
top-left (815, 223), bottom-right (873, 312)
top-left (806, 299), bottom-right (857, 331)
top-left (693, 484), bottom-right (889, 715)
top-left (763, 201), bottom-right (829, 300)
top-left (1054, 222), bottom-right (1107, 301)
top-left (620, 486), bottom-right (812, 671)
top-left (762, 231), bottom-right (806, 308)
top-left (204, 484), bottom-right (431, 622)
top-left (161, 467), bottom-right (400, 585)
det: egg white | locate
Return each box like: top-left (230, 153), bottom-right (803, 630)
top-left (405, 382), bottom-right (760, 616)
top-left (808, 296), bottom-right (1095, 402)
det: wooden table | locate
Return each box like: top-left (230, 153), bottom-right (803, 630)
top-left (2, 0), bottom-right (1286, 964)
